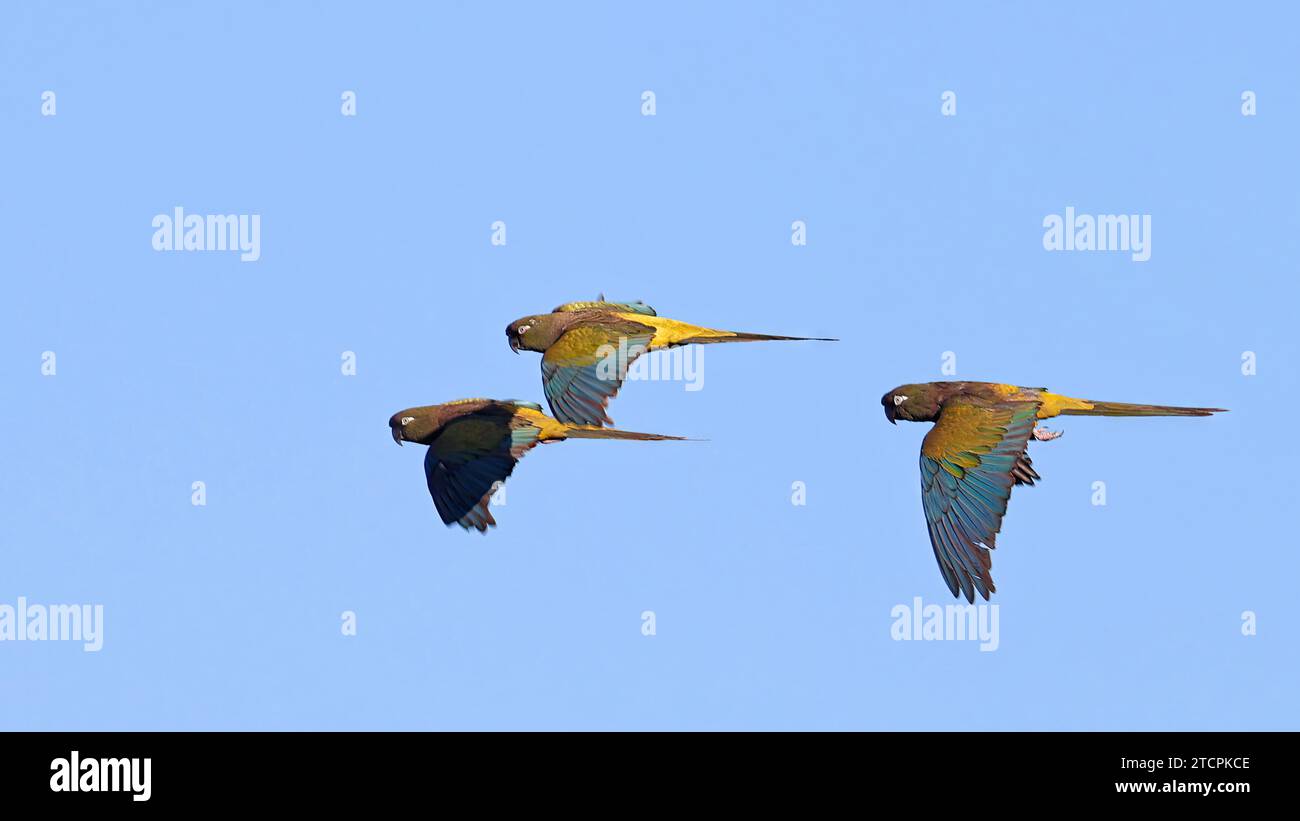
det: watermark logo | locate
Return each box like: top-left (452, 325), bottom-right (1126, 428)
top-left (1241, 351), bottom-right (1256, 376)
top-left (595, 337), bottom-right (704, 391)
top-left (1091, 480), bottom-right (1107, 506)
top-left (940, 350), bottom-right (957, 376)
top-left (0, 597), bottom-right (104, 651)
top-left (1042, 206), bottom-right (1150, 262)
top-left (50, 752), bottom-right (150, 802)
top-left (890, 596), bottom-right (999, 652)
top-left (791, 219), bottom-right (807, 246)
top-left (152, 207), bottom-right (261, 262)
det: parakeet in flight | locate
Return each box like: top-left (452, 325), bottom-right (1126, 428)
top-left (881, 381), bottom-right (1225, 602)
top-left (505, 298), bottom-right (836, 426)
top-left (389, 398), bottom-right (683, 531)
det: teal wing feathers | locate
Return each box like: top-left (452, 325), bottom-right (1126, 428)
top-left (552, 299), bottom-right (657, 316)
top-left (424, 413), bottom-right (543, 531)
top-left (919, 400), bottom-right (1040, 602)
top-left (541, 330), bottom-right (654, 426)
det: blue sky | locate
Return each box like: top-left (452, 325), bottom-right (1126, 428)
top-left (1, 2), bottom-right (1296, 730)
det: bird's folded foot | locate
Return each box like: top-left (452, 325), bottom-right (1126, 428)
top-left (1032, 426), bottom-right (1063, 441)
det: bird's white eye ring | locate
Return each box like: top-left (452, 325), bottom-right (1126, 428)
top-left (400, 416), bottom-right (415, 426)
top-left (894, 395), bottom-right (908, 406)
top-left (518, 325), bottom-right (531, 334)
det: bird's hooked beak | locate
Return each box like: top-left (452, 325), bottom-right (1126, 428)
top-left (509, 336), bottom-right (520, 354)
top-left (391, 423), bottom-right (404, 446)
top-left (885, 404), bottom-right (897, 425)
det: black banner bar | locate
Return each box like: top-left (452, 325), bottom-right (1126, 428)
top-left (3, 731), bottom-right (1281, 807)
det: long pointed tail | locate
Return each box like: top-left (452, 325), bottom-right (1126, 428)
top-left (1061, 400), bottom-right (1227, 417)
top-left (684, 330), bottom-right (838, 345)
top-left (562, 425), bottom-right (688, 441)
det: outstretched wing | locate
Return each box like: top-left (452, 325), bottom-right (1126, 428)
top-left (918, 399), bottom-right (1041, 602)
top-left (424, 411), bottom-right (543, 531)
top-left (541, 325), bottom-right (654, 426)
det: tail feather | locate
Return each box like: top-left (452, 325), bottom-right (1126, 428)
top-left (685, 330), bottom-right (838, 344)
top-left (563, 425), bottom-right (687, 441)
top-left (1062, 400), bottom-right (1226, 417)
